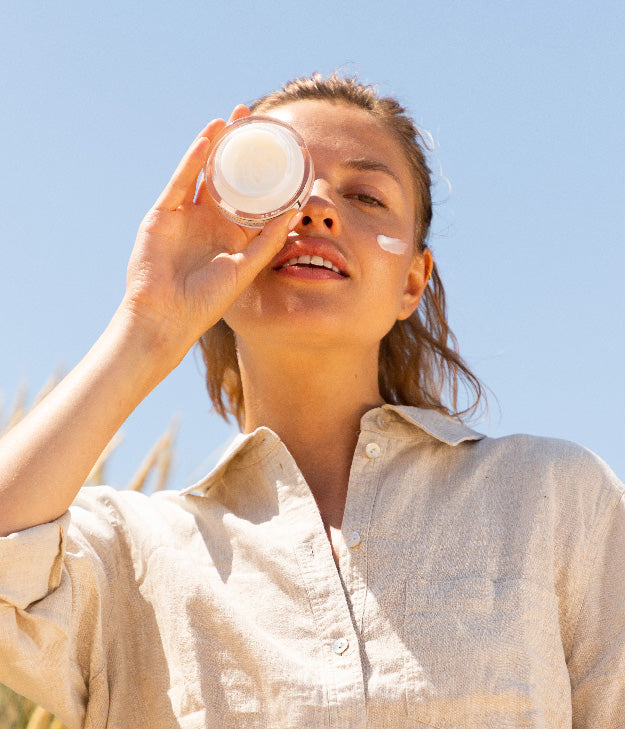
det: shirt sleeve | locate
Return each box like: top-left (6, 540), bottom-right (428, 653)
top-left (568, 468), bottom-right (625, 728)
top-left (0, 500), bottom-right (113, 729)
top-left (0, 516), bottom-right (67, 608)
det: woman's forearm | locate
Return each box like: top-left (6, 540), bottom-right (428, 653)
top-left (0, 107), bottom-right (297, 537)
top-left (0, 306), bottom-right (185, 537)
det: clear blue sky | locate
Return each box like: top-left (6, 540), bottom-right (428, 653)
top-left (1, 0), bottom-right (623, 487)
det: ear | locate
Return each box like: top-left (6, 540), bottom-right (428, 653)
top-left (397, 248), bottom-right (433, 321)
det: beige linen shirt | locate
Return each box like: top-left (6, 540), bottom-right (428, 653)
top-left (1, 405), bottom-right (624, 729)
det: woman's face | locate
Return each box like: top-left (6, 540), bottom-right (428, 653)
top-left (224, 99), bottom-right (431, 356)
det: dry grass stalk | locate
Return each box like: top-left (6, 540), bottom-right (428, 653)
top-left (1, 381), bottom-right (29, 434)
top-left (154, 436), bottom-right (173, 492)
top-left (85, 431), bottom-right (124, 485)
top-left (127, 419), bottom-right (177, 492)
top-left (1, 375), bottom-right (62, 436)
top-left (25, 706), bottom-right (54, 729)
top-left (31, 374), bottom-right (62, 408)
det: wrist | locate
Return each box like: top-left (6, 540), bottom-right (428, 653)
top-left (108, 300), bottom-right (196, 386)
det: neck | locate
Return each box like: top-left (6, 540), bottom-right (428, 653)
top-left (238, 339), bottom-right (383, 528)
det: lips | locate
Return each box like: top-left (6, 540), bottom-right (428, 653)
top-left (272, 236), bottom-right (349, 277)
top-left (281, 253), bottom-right (342, 274)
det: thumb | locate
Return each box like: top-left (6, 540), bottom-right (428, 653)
top-left (240, 210), bottom-right (302, 271)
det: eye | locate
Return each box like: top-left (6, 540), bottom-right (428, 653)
top-left (348, 192), bottom-right (387, 208)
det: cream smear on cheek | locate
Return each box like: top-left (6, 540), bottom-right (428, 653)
top-left (376, 234), bottom-right (409, 255)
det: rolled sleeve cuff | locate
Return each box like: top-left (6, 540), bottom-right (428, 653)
top-left (0, 512), bottom-right (70, 609)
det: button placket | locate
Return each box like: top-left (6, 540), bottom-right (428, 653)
top-left (268, 438), bottom-right (367, 723)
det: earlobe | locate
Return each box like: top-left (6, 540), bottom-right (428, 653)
top-left (397, 248), bottom-right (433, 321)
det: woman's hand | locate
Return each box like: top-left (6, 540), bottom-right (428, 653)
top-left (0, 107), bottom-right (301, 535)
top-left (123, 105), bottom-right (299, 364)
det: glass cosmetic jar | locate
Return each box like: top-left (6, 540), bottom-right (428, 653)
top-left (205, 116), bottom-right (314, 228)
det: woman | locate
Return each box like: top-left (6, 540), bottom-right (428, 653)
top-left (0, 74), bottom-right (623, 728)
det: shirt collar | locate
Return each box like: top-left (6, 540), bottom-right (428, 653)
top-left (181, 405), bottom-right (484, 496)
top-left (181, 428), bottom-right (279, 496)
top-left (380, 404), bottom-right (485, 446)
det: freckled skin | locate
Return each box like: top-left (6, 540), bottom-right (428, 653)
top-left (225, 100), bottom-right (429, 354)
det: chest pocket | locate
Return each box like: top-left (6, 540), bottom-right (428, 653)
top-left (403, 577), bottom-right (569, 728)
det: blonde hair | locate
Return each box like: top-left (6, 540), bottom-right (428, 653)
top-left (199, 72), bottom-right (485, 427)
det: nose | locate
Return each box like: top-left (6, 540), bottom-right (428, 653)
top-left (298, 179), bottom-right (341, 235)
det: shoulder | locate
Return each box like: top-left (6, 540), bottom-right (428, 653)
top-left (66, 485), bottom-right (201, 559)
top-left (390, 405), bottom-right (622, 499)
top-left (462, 434), bottom-right (625, 559)
top-left (475, 432), bottom-right (623, 499)
top-left (389, 406), bottom-right (624, 527)
top-left (382, 405), bottom-right (623, 505)
top-left (70, 484), bottom-right (187, 525)
top-left (71, 484), bottom-right (188, 520)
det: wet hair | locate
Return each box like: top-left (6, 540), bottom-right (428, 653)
top-left (199, 72), bottom-right (485, 427)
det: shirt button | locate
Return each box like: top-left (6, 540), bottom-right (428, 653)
top-left (346, 531), bottom-right (361, 548)
top-left (365, 442), bottom-right (381, 459)
top-left (332, 637), bottom-right (349, 655)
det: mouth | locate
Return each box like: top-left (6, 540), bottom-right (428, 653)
top-left (279, 254), bottom-right (344, 275)
top-left (272, 236), bottom-right (349, 278)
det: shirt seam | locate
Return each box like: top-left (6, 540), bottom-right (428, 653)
top-left (356, 458), bottom-right (384, 633)
top-left (291, 541), bottom-right (333, 729)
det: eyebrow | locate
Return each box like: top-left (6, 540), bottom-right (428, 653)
top-left (342, 158), bottom-right (403, 186)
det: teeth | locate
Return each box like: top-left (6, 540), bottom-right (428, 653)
top-left (282, 255), bottom-right (341, 274)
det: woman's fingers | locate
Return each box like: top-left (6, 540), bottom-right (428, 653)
top-left (194, 106), bottom-right (252, 207)
top-left (153, 105), bottom-right (255, 216)
top-left (193, 117), bottom-right (227, 145)
top-left (154, 136), bottom-right (211, 212)
top-left (154, 117), bottom-right (231, 212)
top-left (158, 107), bottom-right (252, 212)
top-left (228, 104), bottom-right (251, 123)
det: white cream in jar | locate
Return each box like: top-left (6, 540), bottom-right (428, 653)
top-left (205, 116), bottom-right (314, 227)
